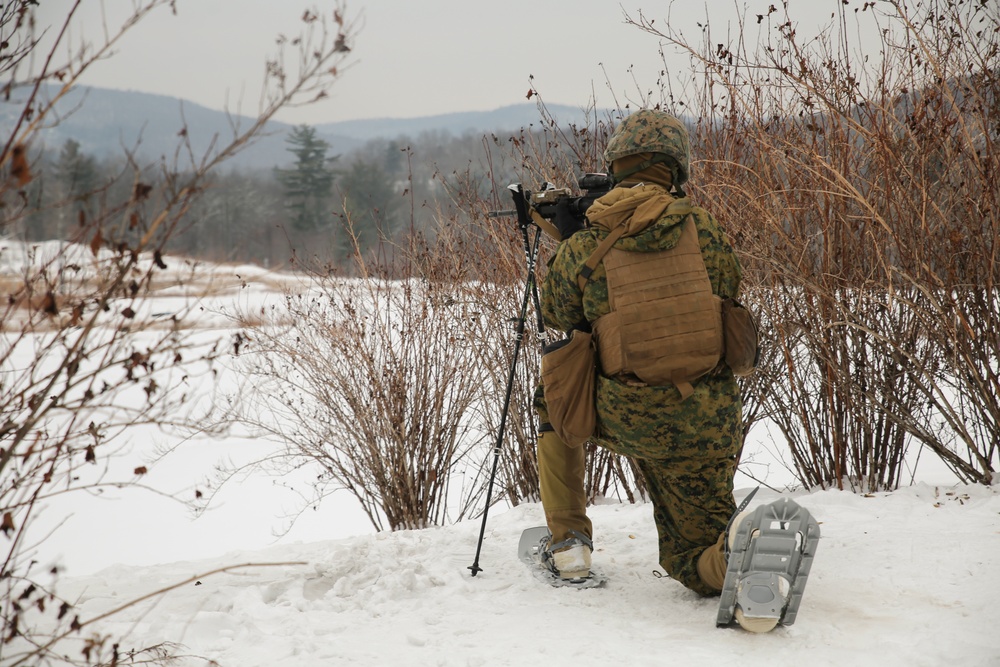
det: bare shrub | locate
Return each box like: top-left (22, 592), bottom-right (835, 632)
top-left (0, 2), bottom-right (357, 664)
top-left (626, 0), bottom-right (999, 488)
top-left (229, 221), bottom-right (497, 531)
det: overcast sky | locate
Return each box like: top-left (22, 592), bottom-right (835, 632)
top-left (33, 1), bottom-right (861, 125)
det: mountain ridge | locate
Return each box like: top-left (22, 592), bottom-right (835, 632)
top-left (1, 84), bottom-right (607, 169)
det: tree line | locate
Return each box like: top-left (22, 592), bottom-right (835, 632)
top-left (12, 122), bottom-right (526, 270)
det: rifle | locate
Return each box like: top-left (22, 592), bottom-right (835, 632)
top-left (488, 172), bottom-right (613, 241)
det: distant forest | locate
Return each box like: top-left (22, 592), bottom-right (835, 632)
top-left (15, 117), bottom-right (595, 270)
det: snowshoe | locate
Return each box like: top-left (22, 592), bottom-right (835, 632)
top-left (716, 497), bottom-right (820, 632)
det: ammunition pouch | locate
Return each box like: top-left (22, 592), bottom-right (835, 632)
top-left (722, 297), bottom-right (760, 376)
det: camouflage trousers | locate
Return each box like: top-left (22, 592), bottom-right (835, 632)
top-left (536, 371), bottom-right (741, 596)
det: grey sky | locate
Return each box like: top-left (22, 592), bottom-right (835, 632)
top-left (34, 1), bottom-right (856, 125)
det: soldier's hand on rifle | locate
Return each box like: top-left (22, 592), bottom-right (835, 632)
top-left (552, 199), bottom-right (586, 240)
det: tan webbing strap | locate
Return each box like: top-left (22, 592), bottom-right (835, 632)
top-left (673, 379), bottom-right (695, 401)
top-left (529, 208), bottom-right (563, 242)
top-left (576, 223), bottom-right (627, 292)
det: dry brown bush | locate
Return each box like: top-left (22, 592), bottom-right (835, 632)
top-left (226, 216), bottom-right (506, 531)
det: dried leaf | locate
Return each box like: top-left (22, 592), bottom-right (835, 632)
top-left (1, 512), bottom-right (14, 536)
top-left (41, 291), bottom-right (58, 315)
top-left (526, 89), bottom-right (534, 100)
top-left (154, 250), bottom-right (167, 270)
top-left (85, 445), bottom-right (96, 464)
top-left (133, 182), bottom-right (153, 200)
top-left (10, 144), bottom-right (30, 185)
top-left (121, 307), bottom-right (135, 319)
top-left (90, 228), bottom-right (103, 256)
top-left (134, 466), bottom-right (148, 475)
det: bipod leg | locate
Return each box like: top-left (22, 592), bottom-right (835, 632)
top-left (469, 221), bottom-right (543, 576)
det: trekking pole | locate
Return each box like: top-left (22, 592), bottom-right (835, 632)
top-left (469, 184), bottom-right (545, 576)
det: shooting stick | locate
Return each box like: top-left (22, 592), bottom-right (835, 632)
top-left (469, 184), bottom-right (545, 576)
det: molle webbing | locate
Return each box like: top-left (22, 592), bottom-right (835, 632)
top-left (592, 216), bottom-right (723, 398)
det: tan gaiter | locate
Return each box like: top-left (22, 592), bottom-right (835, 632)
top-left (537, 430), bottom-right (593, 543)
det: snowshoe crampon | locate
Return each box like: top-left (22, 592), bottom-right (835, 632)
top-left (517, 526), bottom-right (607, 589)
top-left (717, 498), bottom-right (820, 632)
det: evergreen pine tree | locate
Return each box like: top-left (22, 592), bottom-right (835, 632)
top-left (274, 125), bottom-right (336, 232)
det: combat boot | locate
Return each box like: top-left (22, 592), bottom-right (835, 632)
top-left (543, 530), bottom-right (593, 580)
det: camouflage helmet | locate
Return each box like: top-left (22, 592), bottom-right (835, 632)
top-left (604, 109), bottom-right (690, 186)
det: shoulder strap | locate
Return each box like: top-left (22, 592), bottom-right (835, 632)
top-left (576, 223), bottom-right (627, 292)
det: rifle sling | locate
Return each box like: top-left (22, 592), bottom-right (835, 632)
top-left (529, 208), bottom-right (563, 242)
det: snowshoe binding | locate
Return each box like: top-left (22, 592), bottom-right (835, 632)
top-left (716, 497), bottom-right (820, 633)
top-left (517, 526), bottom-right (607, 589)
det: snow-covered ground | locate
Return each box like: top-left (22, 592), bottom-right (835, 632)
top-left (50, 485), bottom-right (1000, 666)
top-left (4, 243), bottom-right (998, 666)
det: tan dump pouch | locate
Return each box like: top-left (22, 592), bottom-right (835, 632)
top-left (722, 297), bottom-right (760, 376)
top-left (541, 330), bottom-right (597, 448)
top-left (593, 301), bottom-right (723, 399)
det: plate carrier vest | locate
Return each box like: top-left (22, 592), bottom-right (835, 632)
top-left (587, 214), bottom-right (724, 399)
